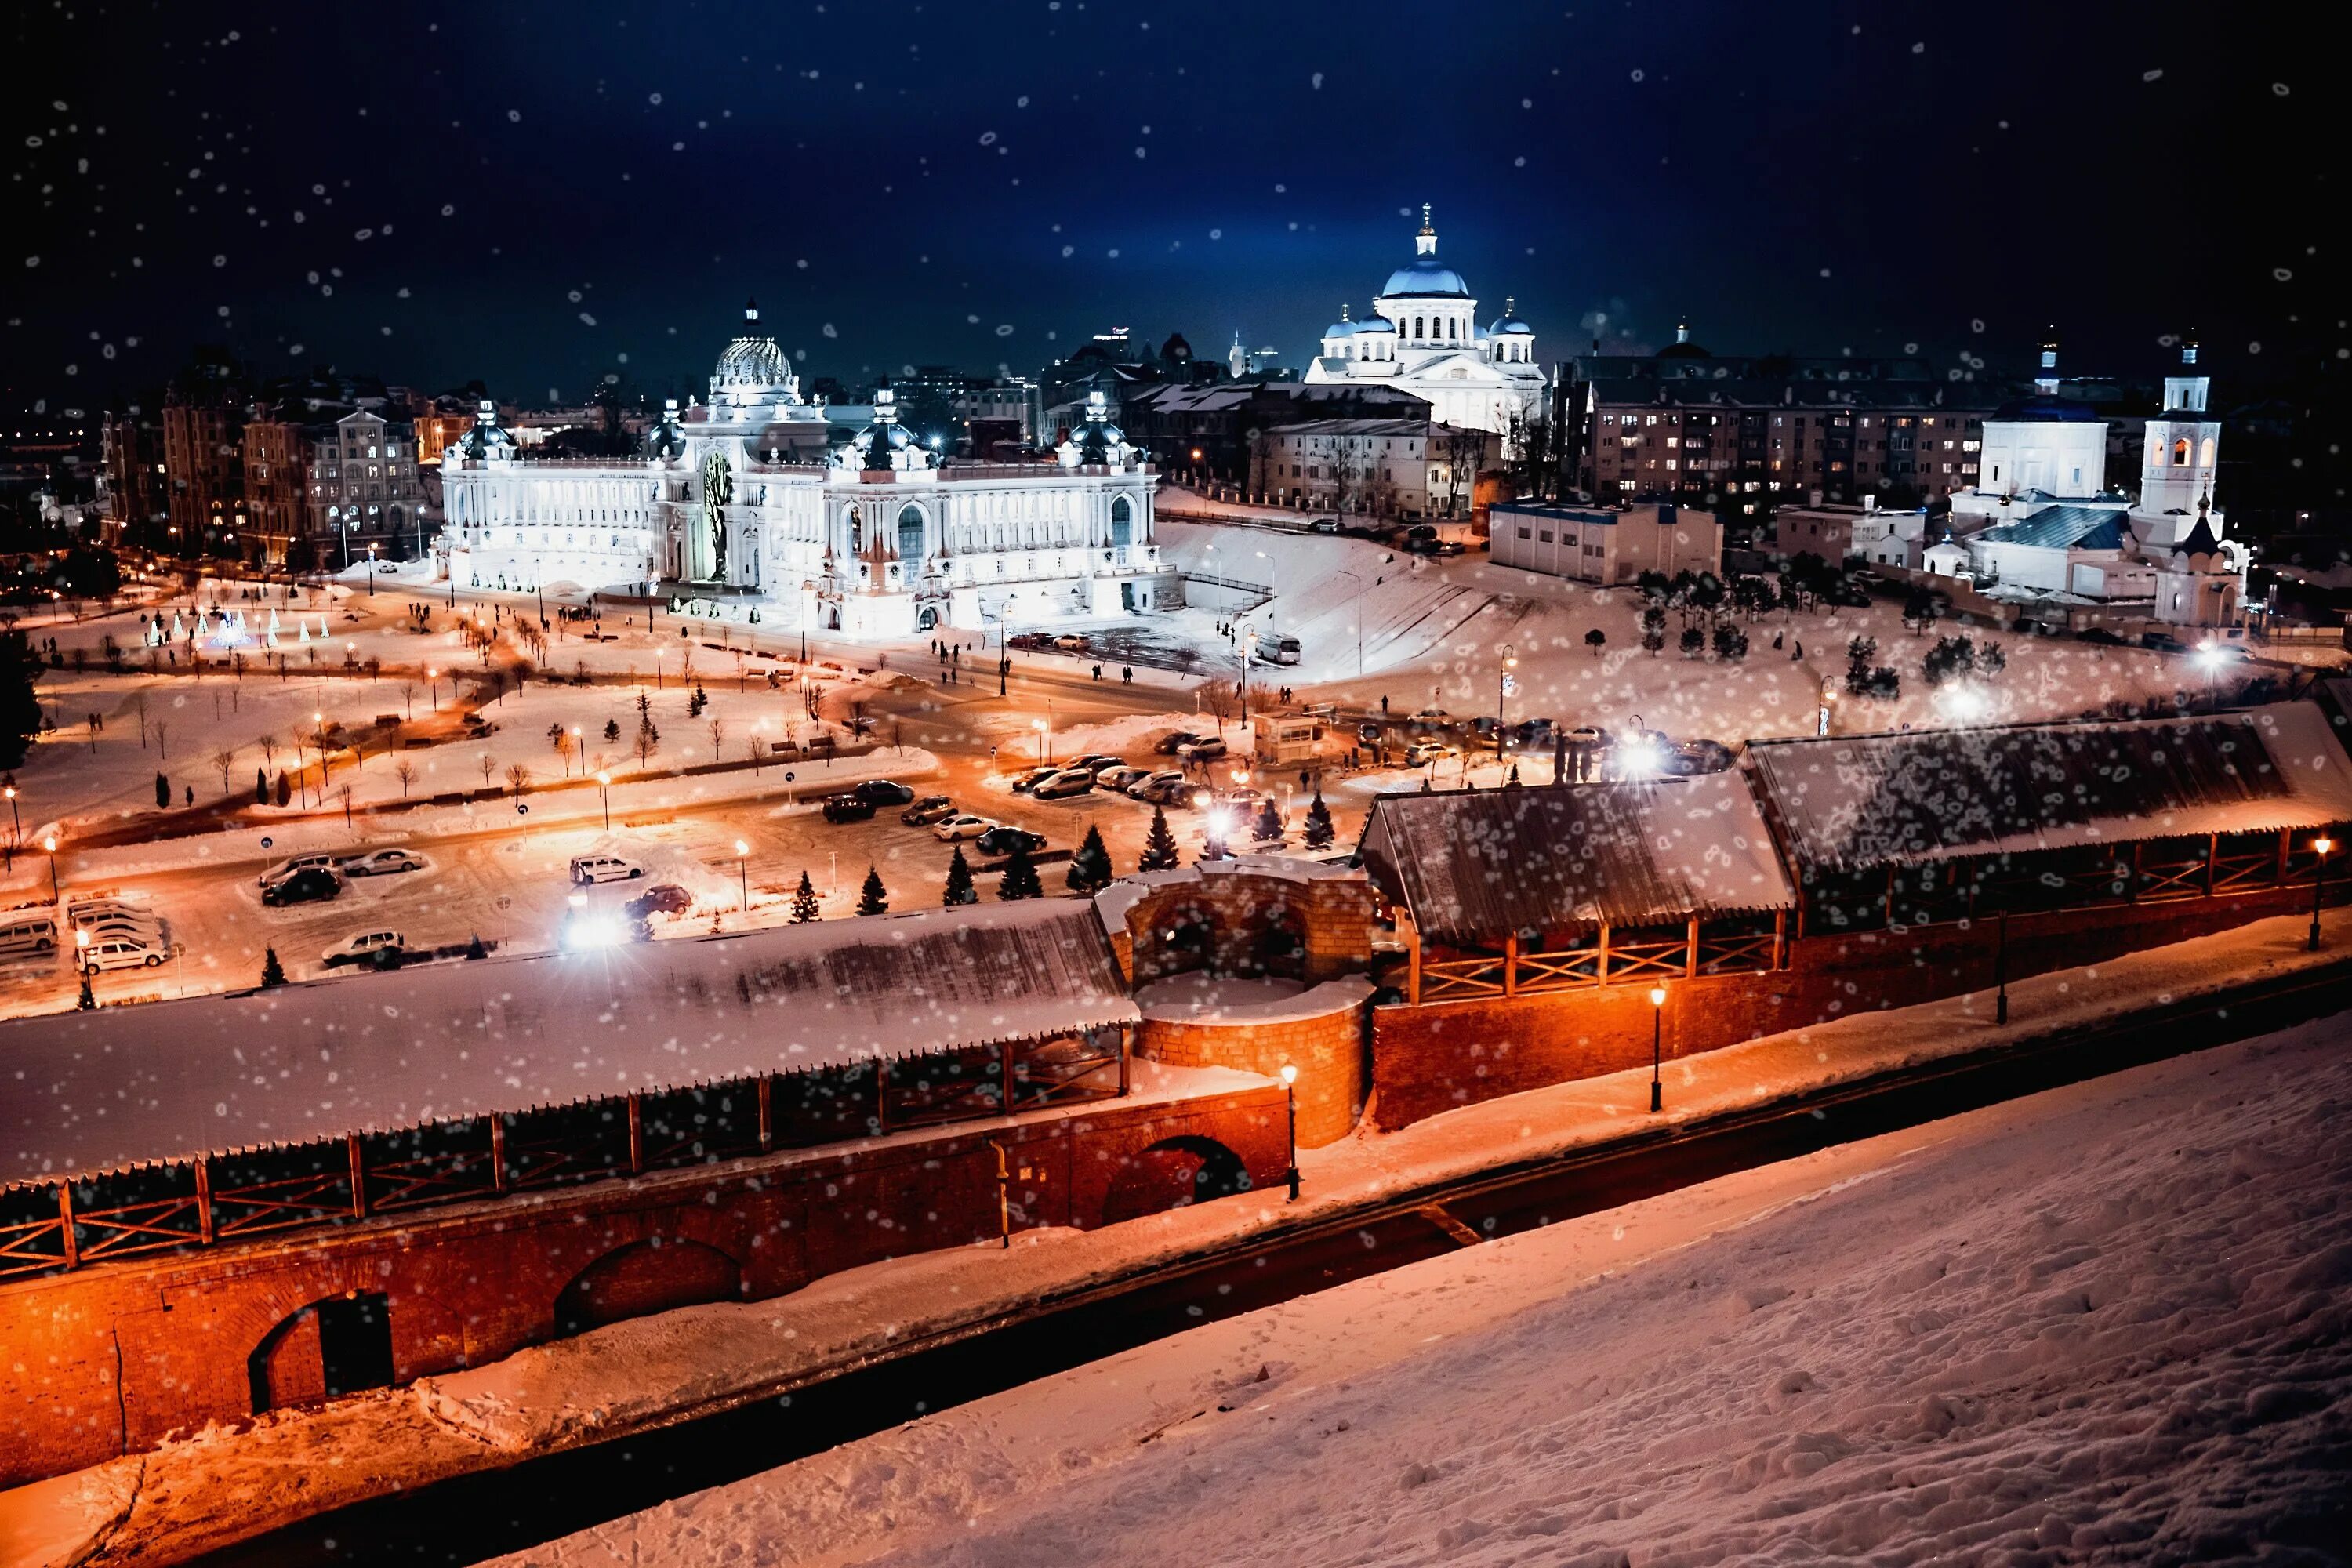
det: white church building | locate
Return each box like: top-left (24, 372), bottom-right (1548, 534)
top-left (1302, 206), bottom-right (1547, 448)
top-left (438, 303), bottom-right (1167, 641)
top-left (1933, 337), bottom-right (2242, 629)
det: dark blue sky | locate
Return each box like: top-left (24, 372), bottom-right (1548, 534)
top-left (5, 0), bottom-right (2334, 413)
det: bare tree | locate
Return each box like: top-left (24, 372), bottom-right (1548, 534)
top-left (338, 784), bottom-right (354, 829)
top-left (212, 748), bottom-right (237, 797)
top-left (505, 763), bottom-right (530, 803)
top-left (1201, 682), bottom-right (1234, 731)
top-left (153, 720), bottom-right (169, 759)
top-left (479, 752), bottom-right (495, 790)
top-left (399, 682), bottom-right (416, 719)
top-left (394, 759), bottom-right (417, 798)
top-left (257, 732), bottom-right (278, 775)
top-left (707, 715), bottom-right (728, 760)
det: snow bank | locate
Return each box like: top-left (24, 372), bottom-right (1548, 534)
top-left (507, 1014), bottom-right (2352, 1568)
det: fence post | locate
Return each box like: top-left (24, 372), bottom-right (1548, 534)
top-left (194, 1156), bottom-right (215, 1243)
top-left (347, 1134), bottom-right (368, 1219)
top-left (1685, 916), bottom-right (1700, 978)
top-left (1501, 934), bottom-right (1518, 997)
top-left (756, 1077), bottom-right (773, 1152)
top-left (489, 1114), bottom-right (508, 1193)
top-left (57, 1184), bottom-right (78, 1269)
top-left (627, 1093), bottom-right (644, 1174)
top-left (2205, 833), bottom-right (2219, 896)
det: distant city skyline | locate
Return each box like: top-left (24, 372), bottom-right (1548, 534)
top-left (3, 0), bottom-right (2332, 413)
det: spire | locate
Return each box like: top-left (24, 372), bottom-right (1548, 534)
top-left (1340, 301), bottom-right (1351, 323)
top-left (2181, 329), bottom-right (2200, 367)
top-left (1675, 318), bottom-right (1690, 344)
top-left (2035, 325), bottom-right (2060, 394)
top-left (1415, 202), bottom-right (1437, 256)
top-left (1504, 296), bottom-right (1515, 319)
top-left (2174, 495), bottom-right (2222, 559)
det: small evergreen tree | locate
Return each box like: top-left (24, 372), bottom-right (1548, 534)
top-left (1138, 806), bottom-right (1181, 872)
top-left (1711, 622), bottom-right (1749, 662)
top-left (942, 846), bottom-right (978, 906)
top-left (688, 681), bottom-right (709, 717)
top-left (154, 771), bottom-right (170, 810)
top-left (1253, 797), bottom-right (1284, 841)
top-left (790, 870), bottom-right (822, 922)
top-left (1679, 626), bottom-right (1704, 659)
top-left (77, 972), bottom-right (95, 1011)
top-left (1066, 824), bottom-right (1113, 892)
top-left (1302, 790), bottom-right (1335, 849)
top-left (998, 843), bottom-right (1044, 899)
top-left (275, 770), bottom-right (292, 807)
top-left (1977, 642), bottom-right (2008, 679)
top-left (603, 717), bottom-right (621, 743)
top-left (465, 933), bottom-right (488, 960)
top-left (855, 864), bottom-right (889, 916)
top-left (255, 767), bottom-right (269, 805)
top-left (1584, 627), bottom-right (1606, 657)
top-left (1640, 606), bottom-right (1667, 656)
top-left (260, 947), bottom-right (288, 989)
top-left (1845, 634), bottom-right (1878, 696)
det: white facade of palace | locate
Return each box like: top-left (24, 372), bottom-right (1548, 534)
top-left (438, 304), bottom-right (1167, 641)
top-left (1302, 205), bottom-right (1548, 448)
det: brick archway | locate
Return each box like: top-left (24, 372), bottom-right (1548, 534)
top-left (248, 1291), bottom-right (395, 1414)
top-left (1101, 1135), bottom-right (1250, 1225)
top-left (553, 1236), bottom-right (742, 1337)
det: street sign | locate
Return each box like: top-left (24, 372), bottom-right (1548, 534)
top-left (785, 771), bottom-right (796, 782)
top-left (517, 803), bottom-right (529, 815)
top-left (260, 836), bottom-right (274, 849)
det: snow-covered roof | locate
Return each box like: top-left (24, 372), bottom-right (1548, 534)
top-left (0, 899), bottom-right (1135, 1185)
top-left (1359, 778), bottom-right (1795, 946)
top-left (1745, 702), bottom-right (2352, 871)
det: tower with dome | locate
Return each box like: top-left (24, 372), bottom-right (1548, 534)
top-left (1302, 205), bottom-right (1547, 449)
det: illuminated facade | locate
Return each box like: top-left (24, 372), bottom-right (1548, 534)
top-left (439, 304), bottom-right (1166, 640)
top-left (1302, 205), bottom-right (1547, 447)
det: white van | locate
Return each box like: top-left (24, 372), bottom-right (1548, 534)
top-left (81, 936), bottom-right (164, 975)
top-left (0, 914), bottom-right (59, 959)
top-left (569, 855), bottom-right (644, 885)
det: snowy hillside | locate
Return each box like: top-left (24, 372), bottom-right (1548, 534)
top-left (514, 1018), bottom-right (2352, 1568)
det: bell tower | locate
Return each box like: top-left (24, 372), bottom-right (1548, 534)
top-left (2139, 334), bottom-right (2221, 530)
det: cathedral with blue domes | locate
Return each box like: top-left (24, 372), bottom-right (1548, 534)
top-left (1302, 205), bottom-right (1548, 448)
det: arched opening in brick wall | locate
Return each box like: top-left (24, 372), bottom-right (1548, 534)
top-left (1249, 908), bottom-right (1307, 979)
top-left (1101, 1135), bottom-right (1251, 1224)
top-left (1152, 906), bottom-right (1216, 975)
top-left (247, 1290), bottom-right (395, 1414)
top-left (554, 1236), bottom-right (742, 1337)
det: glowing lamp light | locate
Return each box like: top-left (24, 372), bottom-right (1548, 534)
top-left (597, 771), bottom-right (612, 786)
top-left (735, 839), bottom-right (750, 857)
top-left (1648, 985), bottom-right (1668, 1007)
top-left (75, 928), bottom-right (89, 951)
top-left (1279, 1064), bottom-right (1298, 1085)
top-left (2318, 837), bottom-right (2336, 857)
top-left (42, 836), bottom-right (56, 854)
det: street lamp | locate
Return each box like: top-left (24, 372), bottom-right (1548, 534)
top-left (1279, 1063), bottom-right (1301, 1201)
top-left (1647, 985), bottom-right (1668, 1112)
top-left (425, 666), bottom-right (437, 710)
top-left (735, 838), bottom-right (751, 913)
top-left (2310, 836), bottom-right (2334, 951)
top-left (570, 725), bottom-right (582, 777)
top-left (3, 782), bottom-right (18, 871)
top-left (1334, 569), bottom-right (1365, 678)
top-left (1496, 644), bottom-right (1517, 758)
top-left (597, 771), bottom-right (612, 833)
top-left (42, 834), bottom-right (60, 902)
top-left (366, 543), bottom-right (379, 596)
top-left (1033, 716), bottom-right (1051, 764)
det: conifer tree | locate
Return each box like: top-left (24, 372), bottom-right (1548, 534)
top-left (1302, 790), bottom-right (1335, 849)
top-left (790, 869), bottom-right (822, 922)
top-left (260, 947), bottom-right (288, 989)
top-left (1253, 797), bottom-right (1284, 841)
top-left (1138, 806), bottom-right (1181, 872)
top-left (855, 864), bottom-right (889, 916)
top-left (998, 842), bottom-right (1044, 899)
top-left (256, 767), bottom-right (269, 805)
top-left (1066, 824), bottom-right (1113, 891)
top-left (942, 846), bottom-right (978, 906)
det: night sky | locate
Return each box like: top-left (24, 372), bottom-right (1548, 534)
top-left (5, 0), bottom-right (2339, 416)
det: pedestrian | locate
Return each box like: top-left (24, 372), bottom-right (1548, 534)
top-left (1773, 630), bottom-right (1784, 650)
top-left (1122, 666), bottom-right (1133, 684)
top-left (1092, 664), bottom-right (1102, 681)
top-left (1793, 641), bottom-right (1803, 660)
top-left (1380, 694), bottom-right (1390, 715)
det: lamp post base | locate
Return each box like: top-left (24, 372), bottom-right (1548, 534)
top-left (1650, 1080), bottom-right (1662, 1114)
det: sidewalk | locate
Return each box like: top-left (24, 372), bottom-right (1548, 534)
top-left (7, 902), bottom-right (2350, 1568)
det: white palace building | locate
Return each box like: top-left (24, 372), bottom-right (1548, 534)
top-left (437, 303), bottom-right (1167, 641)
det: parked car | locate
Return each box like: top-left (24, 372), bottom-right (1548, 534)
top-left (1356, 721), bottom-right (1385, 744)
top-left (1405, 741), bottom-right (1459, 765)
top-left (1153, 731), bottom-right (1208, 755)
top-left (259, 852), bottom-right (338, 888)
top-left (1050, 633), bottom-right (1090, 652)
top-left (568, 855), bottom-right (644, 884)
top-left (1409, 707), bottom-right (1453, 727)
top-left (935, 814), bottom-right (997, 842)
top-left (1127, 770), bottom-right (1188, 800)
top-left (854, 779), bottom-right (916, 808)
top-left (1010, 765), bottom-right (1062, 793)
top-left (66, 898), bottom-right (162, 935)
top-left (1140, 777), bottom-right (1201, 808)
top-left (1308, 516), bottom-right (1341, 533)
top-left (1097, 765), bottom-right (1149, 790)
top-left (900, 795), bottom-right (957, 826)
top-left (1432, 540), bottom-right (1466, 557)
top-left (80, 936), bottom-right (165, 975)
top-left (1675, 739), bottom-right (1737, 774)
top-left (1032, 768), bottom-right (1097, 800)
top-left (1211, 786), bottom-right (1272, 813)
top-left (2076, 626), bottom-right (2125, 646)
top-left (262, 866), bottom-right (342, 906)
top-left (0, 914), bottom-right (59, 959)
top-left (624, 884), bottom-right (694, 919)
top-left (322, 930), bottom-right (407, 968)
top-left (1072, 754), bottom-right (1126, 775)
top-left (822, 793), bottom-right (877, 823)
top-left (1178, 736), bottom-right (1229, 761)
top-left (2140, 630), bottom-right (2189, 653)
top-left (975, 826), bottom-right (1046, 858)
top-left (339, 848), bottom-right (426, 877)
top-left (71, 913), bottom-right (164, 947)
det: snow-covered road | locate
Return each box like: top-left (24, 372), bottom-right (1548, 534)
top-left (508, 1016), bottom-right (2352, 1568)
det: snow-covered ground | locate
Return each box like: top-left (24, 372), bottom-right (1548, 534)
top-left (499, 1014), bottom-right (2352, 1568)
top-left (1153, 518), bottom-right (2300, 743)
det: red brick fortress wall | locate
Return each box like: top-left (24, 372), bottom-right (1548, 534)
top-left (1369, 884), bottom-right (2332, 1130)
top-left (1136, 978), bottom-right (1374, 1147)
top-left (0, 1079), bottom-right (1285, 1490)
